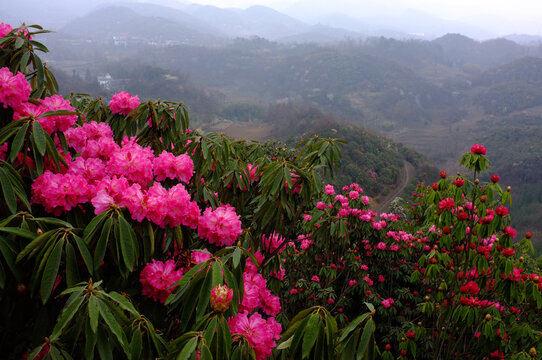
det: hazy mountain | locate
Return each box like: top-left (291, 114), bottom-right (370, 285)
top-left (504, 34), bottom-right (542, 46)
top-left (61, 6), bottom-right (224, 45)
top-left (276, 24), bottom-right (364, 44)
top-left (182, 4), bottom-right (310, 40)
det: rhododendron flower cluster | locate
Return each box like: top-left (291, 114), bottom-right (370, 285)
top-left (31, 171), bottom-right (91, 216)
top-left (198, 204), bottom-right (242, 246)
top-left (140, 259), bottom-right (184, 303)
top-left (228, 311), bottom-right (281, 360)
top-left (0, 22), bottom-right (13, 37)
top-left (459, 281), bottom-right (480, 295)
top-left (109, 91), bottom-right (140, 116)
top-left (240, 254), bottom-right (281, 316)
top-left (154, 150), bottom-right (194, 183)
top-left (0, 67), bottom-right (31, 109)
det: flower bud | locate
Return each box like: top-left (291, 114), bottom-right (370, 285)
top-left (210, 285), bottom-right (233, 313)
top-left (530, 347), bottom-right (537, 357)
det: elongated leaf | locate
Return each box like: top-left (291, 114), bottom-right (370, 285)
top-left (9, 122), bottom-right (29, 162)
top-left (98, 300), bottom-right (127, 348)
top-left (356, 319), bottom-right (374, 359)
top-left (32, 120), bottom-right (47, 156)
top-left (129, 329), bottom-right (143, 360)
top-left (103, 291), bottom-right (139, 316)
top-left (83, 212), bottom-right (108, 243)
top-left (118, 215), bottom-right (135, 271)
top-left (17, 229), bottom-right (59, 262)
top-left (302, 313), bottom-right (320, 359)
top-left (0, 226), bottom-right (37, 240)
top-left (93, 217), bottom-right (112, 271)
top-left (0, 168), bottom-right (16, 214)
top-left (65, 241), bottom-right (79, 287)
top-left (177, 337), bottom-right (198, 360)
top-left (40, 238), bottom-right (64, 304)
top-left (88, 295), bottom-right (99, 333)
top-left (73, 235), bottom-right (93, 275)
top-left (84, 319), bottom-right (97, 360)
top-left (50, 294), bottom-right (85, 341)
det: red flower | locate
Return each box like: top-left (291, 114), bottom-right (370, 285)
top-left (471, 144), bottom-right (487, 155)
top-left (459, 281), bottom-right (480, 295)
top-left (501, 248), bottom-right (515, 257)
top-left (495, 206), bottom-right (509, 216)
top-left (440, 171), bottom-right (447, 179)
top-left (457, 211), bottom-right (468, 221)
top-left (504, 226), bottom-right (517, 239)
top-left (453, 178), bottom-right (465, 187)
top-left (490, 174), bottom-right (500, 183)
top-left (406, 330), bottom-right (415, 339)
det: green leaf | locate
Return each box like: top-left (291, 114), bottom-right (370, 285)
top-left (302, 312), bottom-right (320, 359)
top-left (88, 295), bottom-right (99, 333)
top-left (32, 120), bottom-right (47, 156)
top-left (17, 229), bottom-right (59, 262)
top-left (0, 226), bottom-right (37, 240)
top-left (98, 300), bottom-right (127, 348)
top-left (356, 319), bottom-right (374, 359)
top-left (83, 212), bottom-right (109, 243)
top-left (102, 292), bottom-right (139, 316)
top-left (200, 344), bottom-right (213, 360)
top-left (40, 238), bottom-right (65, 304)
top-left (211, 260), bottom-right (222, 287)
top-left (65, 241), bottom-right (80, 287)
top-left (50, 293), bottom-right (85, 341)
top-left (93, 217), bottom-right (112, 271)
top-left (129, 329), bottom-right (143, 360)
top-left (0, 168), bottom-right (17, 214)
top-left (176, 337), bottom-right (198, 360)
top-left (84, 319), bottom-right (97, 360)
top-left (118, 215), bottom-right (135, 271)
top-left (73, 235), bottom-right (93, 276)
top-left (9, 122), bottom-right (29, 162)
top-left (233, 247), bottom-right (241, 268)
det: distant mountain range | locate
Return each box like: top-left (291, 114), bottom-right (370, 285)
top-left (3, 0), bottom-right (542, 45)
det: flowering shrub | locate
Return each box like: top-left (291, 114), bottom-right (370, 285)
top-left (0, 22), bottom-right (540, 360)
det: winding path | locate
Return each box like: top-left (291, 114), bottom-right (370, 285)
top-left (373, 161), bottom-right (415, 214)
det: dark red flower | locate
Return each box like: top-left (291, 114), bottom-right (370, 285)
top-left (490, 174), bottom-right (500, 183)
top-left (502, 248), bottom-right (515, 257)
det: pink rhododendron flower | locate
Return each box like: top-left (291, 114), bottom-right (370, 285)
top-left (198, 204), bottom-right (242, 246)
top-left (376, 242), bottom-right (387, 250)
top-left (154, 150), bottom-right (194, 183)
top-left (438, 198), bottom-right (455, 211)
top-left (140, 259), bottom-right (183, 303)
top-left (349, 190), bottom-right (359, 199)
top-left (110, 91), bottom-right (140, 116)
top-left (146, 183), bottom-right (200, 228)
top-left (349, 279), bottom-right (357, 287)
top-left (311, 275), bottom-right (320, 282)
top-left (91, 189), bottom-right (115, 214)
top-left (324, 184), bottom-right (335, 195)
top-left (504, 226), bottom-right (517, 239)
top-left (262, 232), bottom-right (285, 254)
top-left (108, 137), bottom-right (154, 186)
top-left (40, 94), bottom-right (78, 133)
top-left (316, 201), bottom-right (326, 210)
top-left (381, 298), bottom-right (394, 308)
top-left (228, 311), bottom-right (282, 360)
top-left (0, 23), bottom-right (13, 37)
top-left (0, 67), bottom-right (31, 109)
top-left (31, 171), bottom-right (91, 216)
top-left (191, 249), bottom-right (212, 264)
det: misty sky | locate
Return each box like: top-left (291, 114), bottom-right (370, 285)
top-left (186, 0), bottom-right (542, 23)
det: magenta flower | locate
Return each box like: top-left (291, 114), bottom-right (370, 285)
top-left (139, 259), bottom-right (183, 303)
top-left (110, 91), bottom-right (140, 116)
top-left (228, 311), bottom-right (281, 360)
top-left (198, 204), bottom-right (242, 246)
top-left (210, 284), bottom-right (233, 313)
top-left (154, 150), bottom-right (194, 183)
top-left (0, 67), bottom-right (31, 110)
